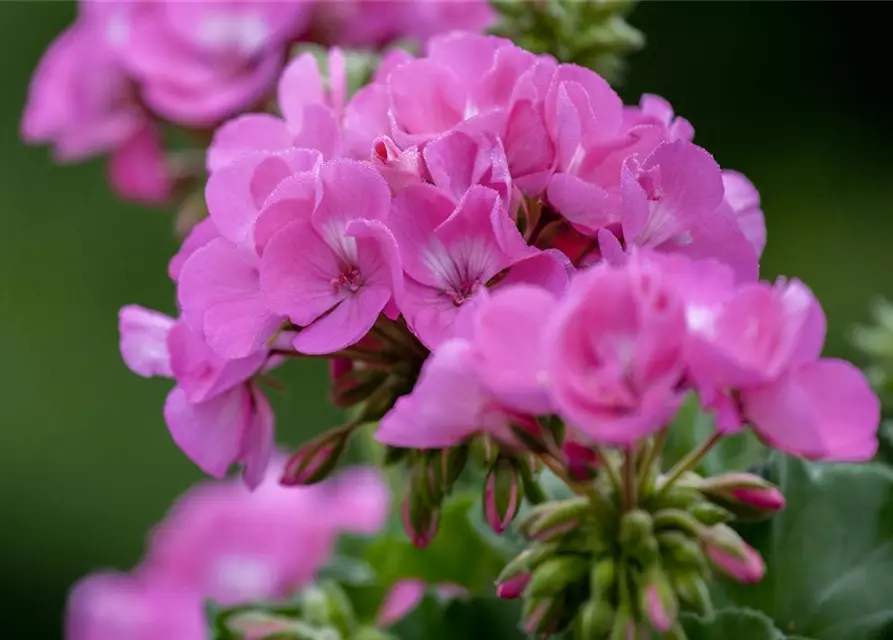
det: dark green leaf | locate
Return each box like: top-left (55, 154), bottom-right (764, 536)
top-left (662, 394), bottom-right (766, 476)
top-left (677, 608), bottom-right (796, 639)
top-left (389, 593), bottom-right (525, 640)
top-left (716, 457), bottom-right (893, 640)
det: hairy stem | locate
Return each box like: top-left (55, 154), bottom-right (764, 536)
top-left (656, 432), bottom-right (723, 498)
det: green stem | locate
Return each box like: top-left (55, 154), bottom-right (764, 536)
top-left (637, 428), bottom-right (669, 487)
top-left (516, 460), bottom-right (548, 505)
top-left (622, 447), bottom-right (637, 511)
top-left (656, 432), bottom-right (723, 499)
top-left (592, 446), bottom-right (622, 496)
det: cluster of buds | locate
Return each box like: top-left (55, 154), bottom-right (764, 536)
top-left (491, 0), bottom-right (644, 82)
top-left (495, 447), bottom-right (784, 639)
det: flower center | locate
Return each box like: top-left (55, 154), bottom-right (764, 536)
top-left (333, 266), bottom-right (363, 294)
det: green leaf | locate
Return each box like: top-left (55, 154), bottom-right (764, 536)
top-left (716, 456), bottom-right (893, 640)
top-left (662, 394), bottom-right (766, 476)
top-left (389, 593), bottom-right (525, 640)
top-left (676, 608), bottom-right (802, 639)
top-left (362, 492), bottom-right (507, 593)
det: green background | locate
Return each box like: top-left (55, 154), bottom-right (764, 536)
top-left (1, 3), bottom-right (891, 638)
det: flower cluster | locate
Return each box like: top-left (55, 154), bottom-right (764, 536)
top-left (66, 464), bottom-right (389, 640)
top-left (113, 29), bottom-right (882, 639)
top-left (21, 0), bottom-right (493, 205)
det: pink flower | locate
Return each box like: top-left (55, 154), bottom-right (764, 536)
top-left (22, 4), bottom-right (143, 162)
top-left (107, 122), bottom-right (173, 205)
top-left (169, 218), bottom-right (221, 281)
top-left (617, 140), bottom-right (760, 282)
top-left (118, 306), bottom-right (274, 488)
top-left (260, 159), bottom-right (403, 355)
top-left (623, 94), bottom-right (694, 143)
top-left (388, 184), bottom-right (531, 347)
top-left (139, 464), bottom-right (390, 605)
top-left (376, 339), bottom-right (508, 449)
top-left (66, 573), bottom-right (203, 640)
top-left (546, 254), bottom-right (688, 446)
top-left (113, 1), bottom-right (311, 127)
top-left (207, 48), bottom-right (389, 170)
top-left (719, 170), bottom-right (766, 258)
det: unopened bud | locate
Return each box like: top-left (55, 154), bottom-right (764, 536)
top-left (651, 484), bottom-right (702, 512)
top-left (281, 429), bottom-right (350, 486)
top-left (330, 366), bottom-right (386, 408)
top-left (574, 598), bottom-right (614, 640)
top-left (620, 510), bottom-right (658, 565)
top-left (401, 494), bottom-right (440, 549)
top-left (610, 603), bottom-right (637, 640)
top-left (440, 445), bottom-right (469, 487)
top-left (589, 557), bottom-right (616, 601)
top-left (672, 572), bottom-right (712, 618)
top-left (520, 497), bottom-right (590, 542)
top-left (653, 509), bottom-right (702, 537)
top-left (700, 524), bottom-right (765, 583)
top-left (641, 568), bottom-right (677, 633)
top-left (564, 440), bottom-right (598, 481)
top-left (526, 556), bottom-right (588, 598)
top-left (690, 502), bottom-right (733, 526)
top-left (412, 452), bottom-right (445, 508)
top-left (496, 573), bottom-right (531, 599)
top-left (497, 543), bottom-right (561, 584)
top-left (484, 457), bottom-right (522, 534)
top-left (657, 531), bottom-right (707, 573)
top-left (698, 473), bottom-right (786, 521)
top-left (522, 596), bottom-right (566, 637)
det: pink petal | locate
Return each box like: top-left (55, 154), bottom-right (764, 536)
top-left (178, 238), bottom-right (282, 359)
top-left (313, 159), bottom-right (392, 232)
top-left (164, 385), bottom-right (250, 479)
top-left (547, 172), bottom-right (619, 235)
top-left (389, 183), bottom-right (458, 286)
top-left (473, 284), bottom-right (557, 415)
top-left (399, 278), bottom-right (464, 349)
top-left (504, 100), bottom-right (554, 197)
top-left (290, 103), bottom-right (342, 160)
top-left (323, 466), bottom-right (391, 534)
top-left (342, 84), bottom-right (392, 159)
top-left (277, 52), bottom-right (326, 126)
top-left (388, 59), bottom-right (465, 138)
top-left (741, 359), bottom-right (880, 462)
top-left (167, 320), bottom-right (266, 403)
top-left (260, 218), bottom-right (346, 326)
top-left (377, 580), bottom-right (427, 628)
top-left (119, 305), bottom-right (175, 378)
top-left (240, 386), bottom-right (275, 490)
top-left (376, 339), bottom-right (496, 448)
top-left (722, 170), bottom-right (766, 257)
top-left (292, 285), bottom-right (391, 355)
top-left (423, 130), bottom-right (511, 204)
top-left (207, 114), bottom-right (292, 173)
top-left (206, 148), bottom-right (322, 247)
top-left (253, 171), bottom-right (318, 254)
top-left (108, 122), bottom-right (172, 205)
top-left (498, 249), bottom-right (572, 297)
top-left (169, 218), bottom-right (220, 282)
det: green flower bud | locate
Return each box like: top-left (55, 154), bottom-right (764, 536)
top-left (520, 497), bottom-right (590, 543)
top-left (526, 556), bottom-right (589, 598)
top-left (522, 595), bottom-right (567, 637)
top-left (589, 557), bottom-right (616, 601)
top-left (497, 543), bottom-right (561, 584)
top-left (690, 502), bottom-right (733, 526)
top-left (657, 531), bottom-right (708, 573)
top-left (672, 571), bottom-right (713, 619)
top-left (574, 598), bottom-right (615, 640)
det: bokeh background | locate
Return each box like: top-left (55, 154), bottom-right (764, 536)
top-left (2, 2), bottom-right (891, 637)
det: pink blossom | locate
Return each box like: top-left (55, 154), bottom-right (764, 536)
top-left (113, 1), bottom-right (311, 127)
top-left (623, 94), bottom-right (694, 143)
top-left (139, 464), bottom-right (389, 605)
top-left (388, 184), bottom-right (531, 347)
top-left (617, 140), bottom-right (759, 282)
top-left (207, 48), bottom-right (389, 170)
top-left (118, 306), bottom-right (273, 487)
top-left (546, 255), bottom-right (688, 446)
top-left (107, 122), bottom-right (172, 205)
top-left (376, 339), bottom-right (507, 449)
top-left (66, 573), bottom-right (203, 640)
top-left (719, 170), bottom-right (766, 258)
top-left (260, 159), bottom-right (402, 355)
top-left (22, 4), bottom-right (143, 162)
top-left (740, 359), bottom-right (880, 462)
top-left (169, 218), bottom-right (220, 281)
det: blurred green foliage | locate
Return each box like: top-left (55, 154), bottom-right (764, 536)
top-left (1, 3), bottom-right (891, 638)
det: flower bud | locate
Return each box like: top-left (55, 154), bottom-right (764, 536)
top-left (574, 599), bottom-right (614, 640)
top-left (657, 531), bottom-right (707, 573)
top-left (497, 543), bottom-right (560, 584)
top-left (564, 440), bottom-right (598, 481)
top-left (520, 497), bottom-right (590, 542)
top-left (484, 457), bottom-right (522, 534)
top-left (412, 452), bottom-right (446, 508)
top-left (700, 524), bottom-right (765, 583)
top-left (522, 596), bottom-right (566, 637)
top-left (690, 502), bottom-right (733, 526)
top-left (439, 445), bottom-right (469, 487)
top-left (330, 366), bottom-right (386, 408)
top-left (610, 603), bottom-right (637, 640)
top-left (526, 556), bottom-right (588, 598)
top-left (672, 571), bottom-right (713, 618)
top-left (697, 473), bottom-right (786, 521)
top-left (496, 572), bottom-right (531, 600)
top-left (619, 510), bottom-right (658, 566)
top-left (651, 484), bottom-right (702, 512)
top-left (641, 567), bottom-right (677, 633)
top-left (653, 509), bottom-right (701, 537)
top-left (401, 493), bottom-right (440, 549)
top-left (281, 429), bottom-right (350, 486)
top-left (589, 557), bottom-right (616, 600)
